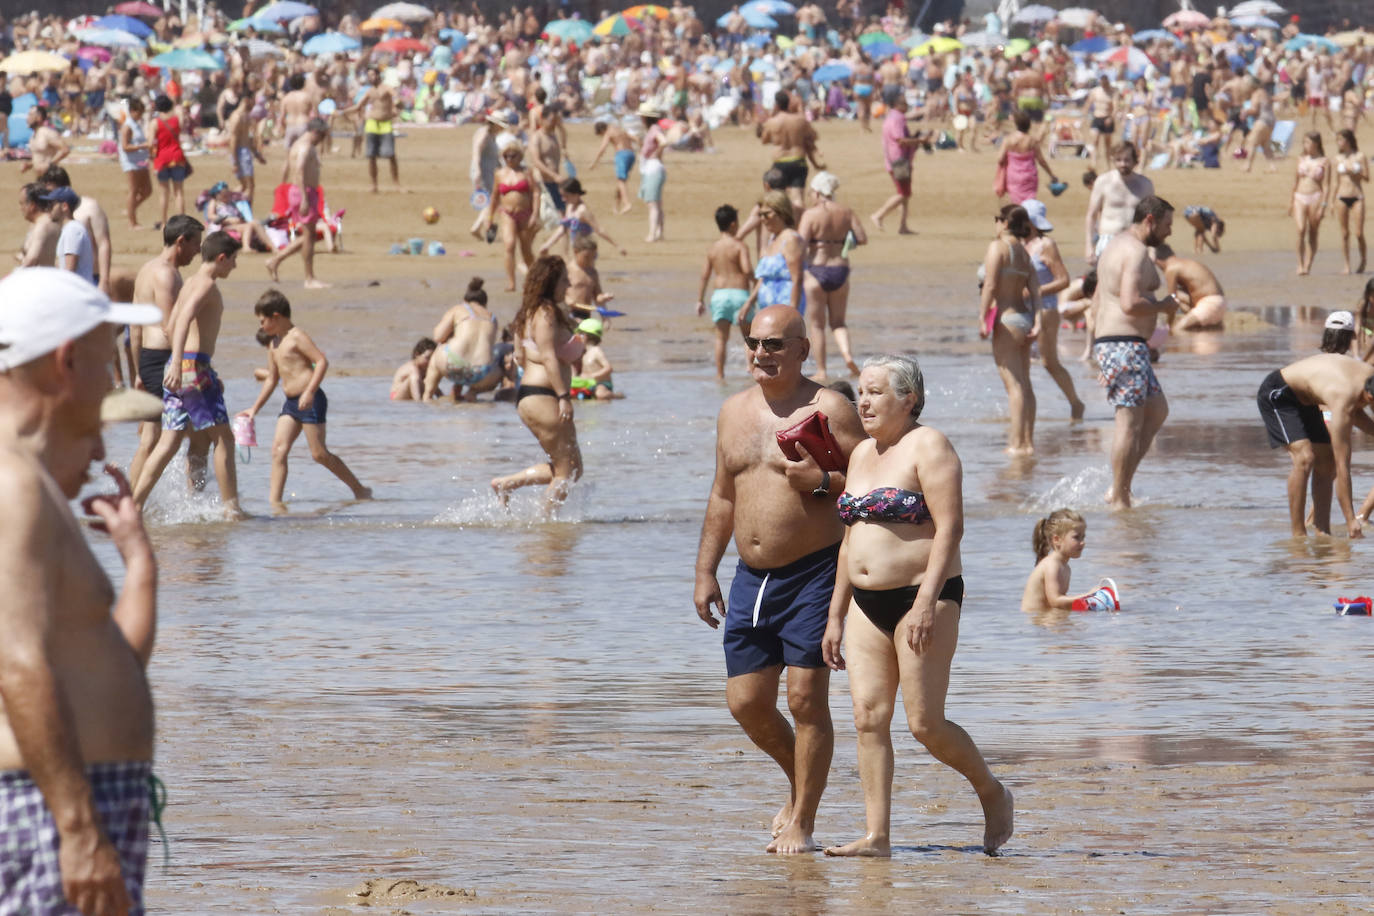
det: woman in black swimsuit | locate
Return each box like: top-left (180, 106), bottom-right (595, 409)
top-left (821, 354), bottom-right (1013, 858)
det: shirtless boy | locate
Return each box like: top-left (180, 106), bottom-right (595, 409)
top-left (758, 90), bottom-right (826, 210)
top-left (1084, 143), bottom-right (1154, 264)
top-left (1154, 243), bottom-right (1227, 331)
top-left (566, 236), bottom-right (613, 323)
top-left (392, 338), bottom-right (437, 401)
top-left (1092, 196), bottom-right (1177, 509)
top-left (696, 204), bottom-right (753, 379)
top-left (266, 118), bottom-right (330, 289)
top-left (129, 215), bottom-right (206, 488)
top-left (133, 231), bottom-right (243, 517)
top-left (1257, 353), bottom-right (1374, 538)
top-left (589, 120), bottom-right (636, 214)
top-left (238, 289), bottom-right (371, 514)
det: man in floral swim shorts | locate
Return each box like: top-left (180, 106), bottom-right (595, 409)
top-left (1092, 195), bottom-right (1178, 509)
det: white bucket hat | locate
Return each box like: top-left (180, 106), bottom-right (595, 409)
top-left (1022, 198), bottom-right (1053, 233)
top-left (0, 268), bottom-right (160, 372)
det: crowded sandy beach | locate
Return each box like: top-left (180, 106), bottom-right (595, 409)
top-left (2, 0), bottom-right (1374, 912)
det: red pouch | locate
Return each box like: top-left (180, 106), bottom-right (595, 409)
top-left (776, 411), bottom-right (845, 472)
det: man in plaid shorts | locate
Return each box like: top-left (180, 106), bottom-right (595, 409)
top-left (0, 268), bottom-right (162, 915)
top-left (1092, 196), bottom-right (1178, 510)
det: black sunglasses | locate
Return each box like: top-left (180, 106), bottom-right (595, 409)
top-left (745, 336), bottom-right (802, 353)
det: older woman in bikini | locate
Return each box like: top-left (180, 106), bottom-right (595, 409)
top-left (798, 170), bottom-right (866, 380)
top-left (481, 141), bottom-right (541, 291)
top-left (822, 354), bottom-right (1014, 858)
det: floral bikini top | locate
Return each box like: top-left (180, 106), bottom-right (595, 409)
top-left (836, 487), bottom-right (931, 526)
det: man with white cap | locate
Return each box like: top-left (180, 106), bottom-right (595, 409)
top-left (0, 267), bottom-right (162, 915)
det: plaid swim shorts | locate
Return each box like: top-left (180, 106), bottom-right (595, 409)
top-left (1092, 335), bottom-right (1163, 408)
top-left (0, 761), bottom-right (151, 915)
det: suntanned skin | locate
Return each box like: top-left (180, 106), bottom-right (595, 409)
top-left (17, 191), bottom-right (59, 268)
top-left (566, 246), bottom-right (612, 316)
top-left (0, 325), bottom-right (157, 916)
top-left (128, 228), bottom-right (208, 490)
top-left (693, 305), bottom-right (865, 855)
top-left (132, 247), bottom-right (242, 516)
top-left (239, 312), bottom-right (371, 513)
top-left (22, 110), bottom-right (69, 175)
top-left (1269, 354), bottom-right (1374, 538)
top-left (226, 100), bottom-right (267, 209)
top-left (1094, 206), bottom-right (1176, 509)
top-left (361, 75), bottom-right (400, 191)
top-left (1155, 245), bottom-right (1225, 331)
top-left (1020, 522), bottom-right (1095, 611)
top-left (266, 126), bottom-right (329, 289)
top-left (1084, 148), bottom-right (1154, 264)
top-left (697, 222), bottom-right (753, 379)
top-left (758, 98), bottom-right (825, 208)
top-left (279, 82), bottom-right (314, 148)
top-left (588, 123), bottom-right (635, 214)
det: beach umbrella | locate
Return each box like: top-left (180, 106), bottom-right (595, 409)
top-left (1097, 45), bottom-right (1153, 75)
top-left (544, 19), bottom-right (594, 43)
top-left (229, 17), bottom-right (285, 33)
top-left (624, 5), bottom-right (670, 19)
top-left (858, 30), bottom-right (896, 46)
top-left (244, 38), bottom-right (284, 58)
top-left (862, 41), bottom-right (901, 59)
top-left (595, 13), bottom-right (645, 36)
top-left (148, 48), bottom-right (224, 70)
top-left (256, 1), bottom-right (318, 21)
top-left (1002, 37), bottom-right (1031, 58)
top-left (93, 14), bottom-right (153, 37)
top-left (908, 36), bottom-right (962, 57)
top-left (371, 2), bottom-right (434, 21)
top-left (1133, 28), bottom-right (1181, 46)
top-left (749, 58), bottom-right (777, 74)
top-left (360, 17), bottom-right (406, 32)
top-left (1231, 15), bottom-right (1280, 30)
top-left (1011, 5), bottom-right (1056, 25)
top-left (302, 32), bottom-right (361, 55)
top-left (439, 28), bottom-right (469, 49)
top-left (1228, 0), bottom-right (1285, 16)
top-left (1330, 30), bottom-right (1368, 48)
top-left (1069, 35), bottom-right (1110, 54)
top-left (738, 8), bottom-right (779, 29)
top-left (73, 27), bottom-right (145, 48)
top-left (77, 46), bottom-right (112, 63)
top-left (1162, 10), bottom-right (1210, 30)
top-left (375, 37), bottom-right (430, 54)
top-left (712, 56), bottom-right (736, 73)
top-left (743, 33), bottom-right (771, 48)
top-left (957, 32), bottom-right (1005, 49)
top-left (743, 0), bottom-right (796, 13)
top-left (812, 61), bottom-right (852, 83)
top-left (114, 1), bottom-right (163, 16)
top-left (1055, 7), bottom-right (1097, 29)
top-left (0, 50), bottom-right (70, 73)
top-left (900, 31), bottom-right (929, 48)
top-left (1284, 34), bottom-right (1338, 53)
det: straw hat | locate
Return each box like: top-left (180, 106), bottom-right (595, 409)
top-left (637, 101), bottom-right (663, 119)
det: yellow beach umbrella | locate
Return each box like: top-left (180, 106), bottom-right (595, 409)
top-left (908, 36), bottom-right (961, 57)
top-left (360, 17), bottom-right (406, 32)
top-left (1331, 30), bottom-right (1367, 48)
top-left (0, 50), bottom-right (71, 73)
top-left (624, 4), bottom-right (669, 19)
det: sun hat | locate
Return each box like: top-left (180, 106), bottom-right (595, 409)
top-left (577, 317), bottom-right (604, 337)
top-left (809, 170), bottom-right (839, 198)
top-left (1325, 309), bottom-right (1356, 331)
top-left (1022, 198), bottom-right (1053, 233)
top-left (637, 101), bottom-right (663, 119)
top-left (39, 187), bottom-right (79, 208)
top-left (0, 268), bottom-right (160, 372)
top-left (100, 388), bottom-right (163, 423)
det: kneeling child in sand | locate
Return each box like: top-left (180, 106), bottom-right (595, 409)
top-left (1154, 243), bottom-right (1226, 331)
top-left (391, 337), bottom-right (437, 400)
top-left (238, 289), bottom-right (372, 513)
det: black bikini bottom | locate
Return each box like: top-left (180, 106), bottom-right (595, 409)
top-left (851, 576), bottom-right (965, 634)
top-left (515, 385), bottom-right (558, 404)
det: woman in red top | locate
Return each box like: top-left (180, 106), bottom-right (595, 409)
top-left (151, 94), bottom-right (190, 229)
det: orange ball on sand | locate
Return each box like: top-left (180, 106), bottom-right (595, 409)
top-left (422, 206), bottom-right (440, 224)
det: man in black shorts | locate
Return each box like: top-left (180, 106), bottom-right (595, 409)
top-left (1257, 353), bottom-right (1374, 538)
top-left (757, 89), bottom-right (824, 210)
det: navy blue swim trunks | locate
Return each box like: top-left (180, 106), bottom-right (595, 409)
top-left (723, 542), bottom-right (838, 677)
top-left (281, 388), bottom-right (328, 424)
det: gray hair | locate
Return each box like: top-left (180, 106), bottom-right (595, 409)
top-left (864, 354), bottom-right (925, 419)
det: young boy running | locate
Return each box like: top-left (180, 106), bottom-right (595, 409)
top-left (696, 204), bottom-right (753, 379)
top-left (239, 290), bottom-right (371, 514)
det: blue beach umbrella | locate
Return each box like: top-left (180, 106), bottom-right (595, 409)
top-left (1070, 35), bottom-right (1110, 54)
top-left (749, 58), bottom-right (777, 74)
top-left (743, 33), bottom-right (771, 48)
top-left (741, 0), bottom-right (794, 17)
top-left (148, 48), bottom-right (224, 70)
top-left (712, 56), bottom-right (737, 73)
top-left (302, 32), bottom-right (360, 55)
top-left (73, 27), bottom-right (145, 49)
top-left (1231, 15), bottom-right (1280, 30)
top-left (439, 29), bottom-right (469, 49)
top-left (94, 14), bottom-right (152, 37)
top-left (862, 41), bottom-right (900, 59)
top-left (812, 62), bottom-right (852, 83)
top-left (255, 1), bottom-right (318, 22)
top-left (1284, 34), bottom-right (1338, 53)
top-left (740, 8), bottom-right (779, 29)
top-left (229, 17), bottom-right (285, 33)
top-left (1132, 29), bottom-right (1180, 46)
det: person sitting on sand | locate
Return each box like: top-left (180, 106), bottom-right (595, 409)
top-left (423, 278), bottom-right (503, 402)
top-left (1021, 509), bottom-right (1114, 611)
top-left (1182, 205), bottom-right (1225, 254)
top-left (202, 180), bottom-right (275, 253)
top-left (571, 318), bottom-right (620, 400)
top-left (391, 337), bottom-right (437, 401)
top-left (1154, 243), bottom-right (1227, 332)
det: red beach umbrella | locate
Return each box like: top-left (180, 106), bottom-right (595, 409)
top-left (374, 37), bottom-right (431, 53)
top-left (114, 1), bottom-right (165, 16)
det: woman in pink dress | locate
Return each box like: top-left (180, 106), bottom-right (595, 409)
top-left (996, 110), bottom-right (1060, 205)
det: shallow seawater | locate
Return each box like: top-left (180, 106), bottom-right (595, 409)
top-left (86, 292), bottom-right (1374, 913)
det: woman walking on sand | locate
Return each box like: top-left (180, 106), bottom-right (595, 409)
top-left (480, 141), bottom-right (542, 292)
top-left (1290, 132), bottom-right (1329, 277)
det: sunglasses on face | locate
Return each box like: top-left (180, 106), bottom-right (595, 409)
top-left (745, 335), bottom-right (801, 353)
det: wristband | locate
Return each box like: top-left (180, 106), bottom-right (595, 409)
top-left (812, 469), bottom-right (831, 498)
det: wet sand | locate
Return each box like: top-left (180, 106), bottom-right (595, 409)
top-left (46, 117), bottom-right (1374, 911)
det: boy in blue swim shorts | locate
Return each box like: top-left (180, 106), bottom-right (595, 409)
top-left (238, 289), bottom-right (372, 514)
top-left (696, 204), bottom-right (754, 379)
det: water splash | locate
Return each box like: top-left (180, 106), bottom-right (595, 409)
top-left (141, 456), bottom-right (238, 526)
top-left (1021, 465), bottom-right (1114, 515)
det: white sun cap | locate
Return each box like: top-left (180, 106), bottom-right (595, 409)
top-left (0, 268), bottom-right (161, 372)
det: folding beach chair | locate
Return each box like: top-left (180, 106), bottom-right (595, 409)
top-left (1271, 120), bottom-right (1297, 157)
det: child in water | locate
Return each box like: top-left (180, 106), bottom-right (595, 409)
top-left (391, 337), bottom-right (437, 400)
top-left (1021, 508), bottom-right (1119, 611)
top-left (571, 317), bottom-right (621, 400)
